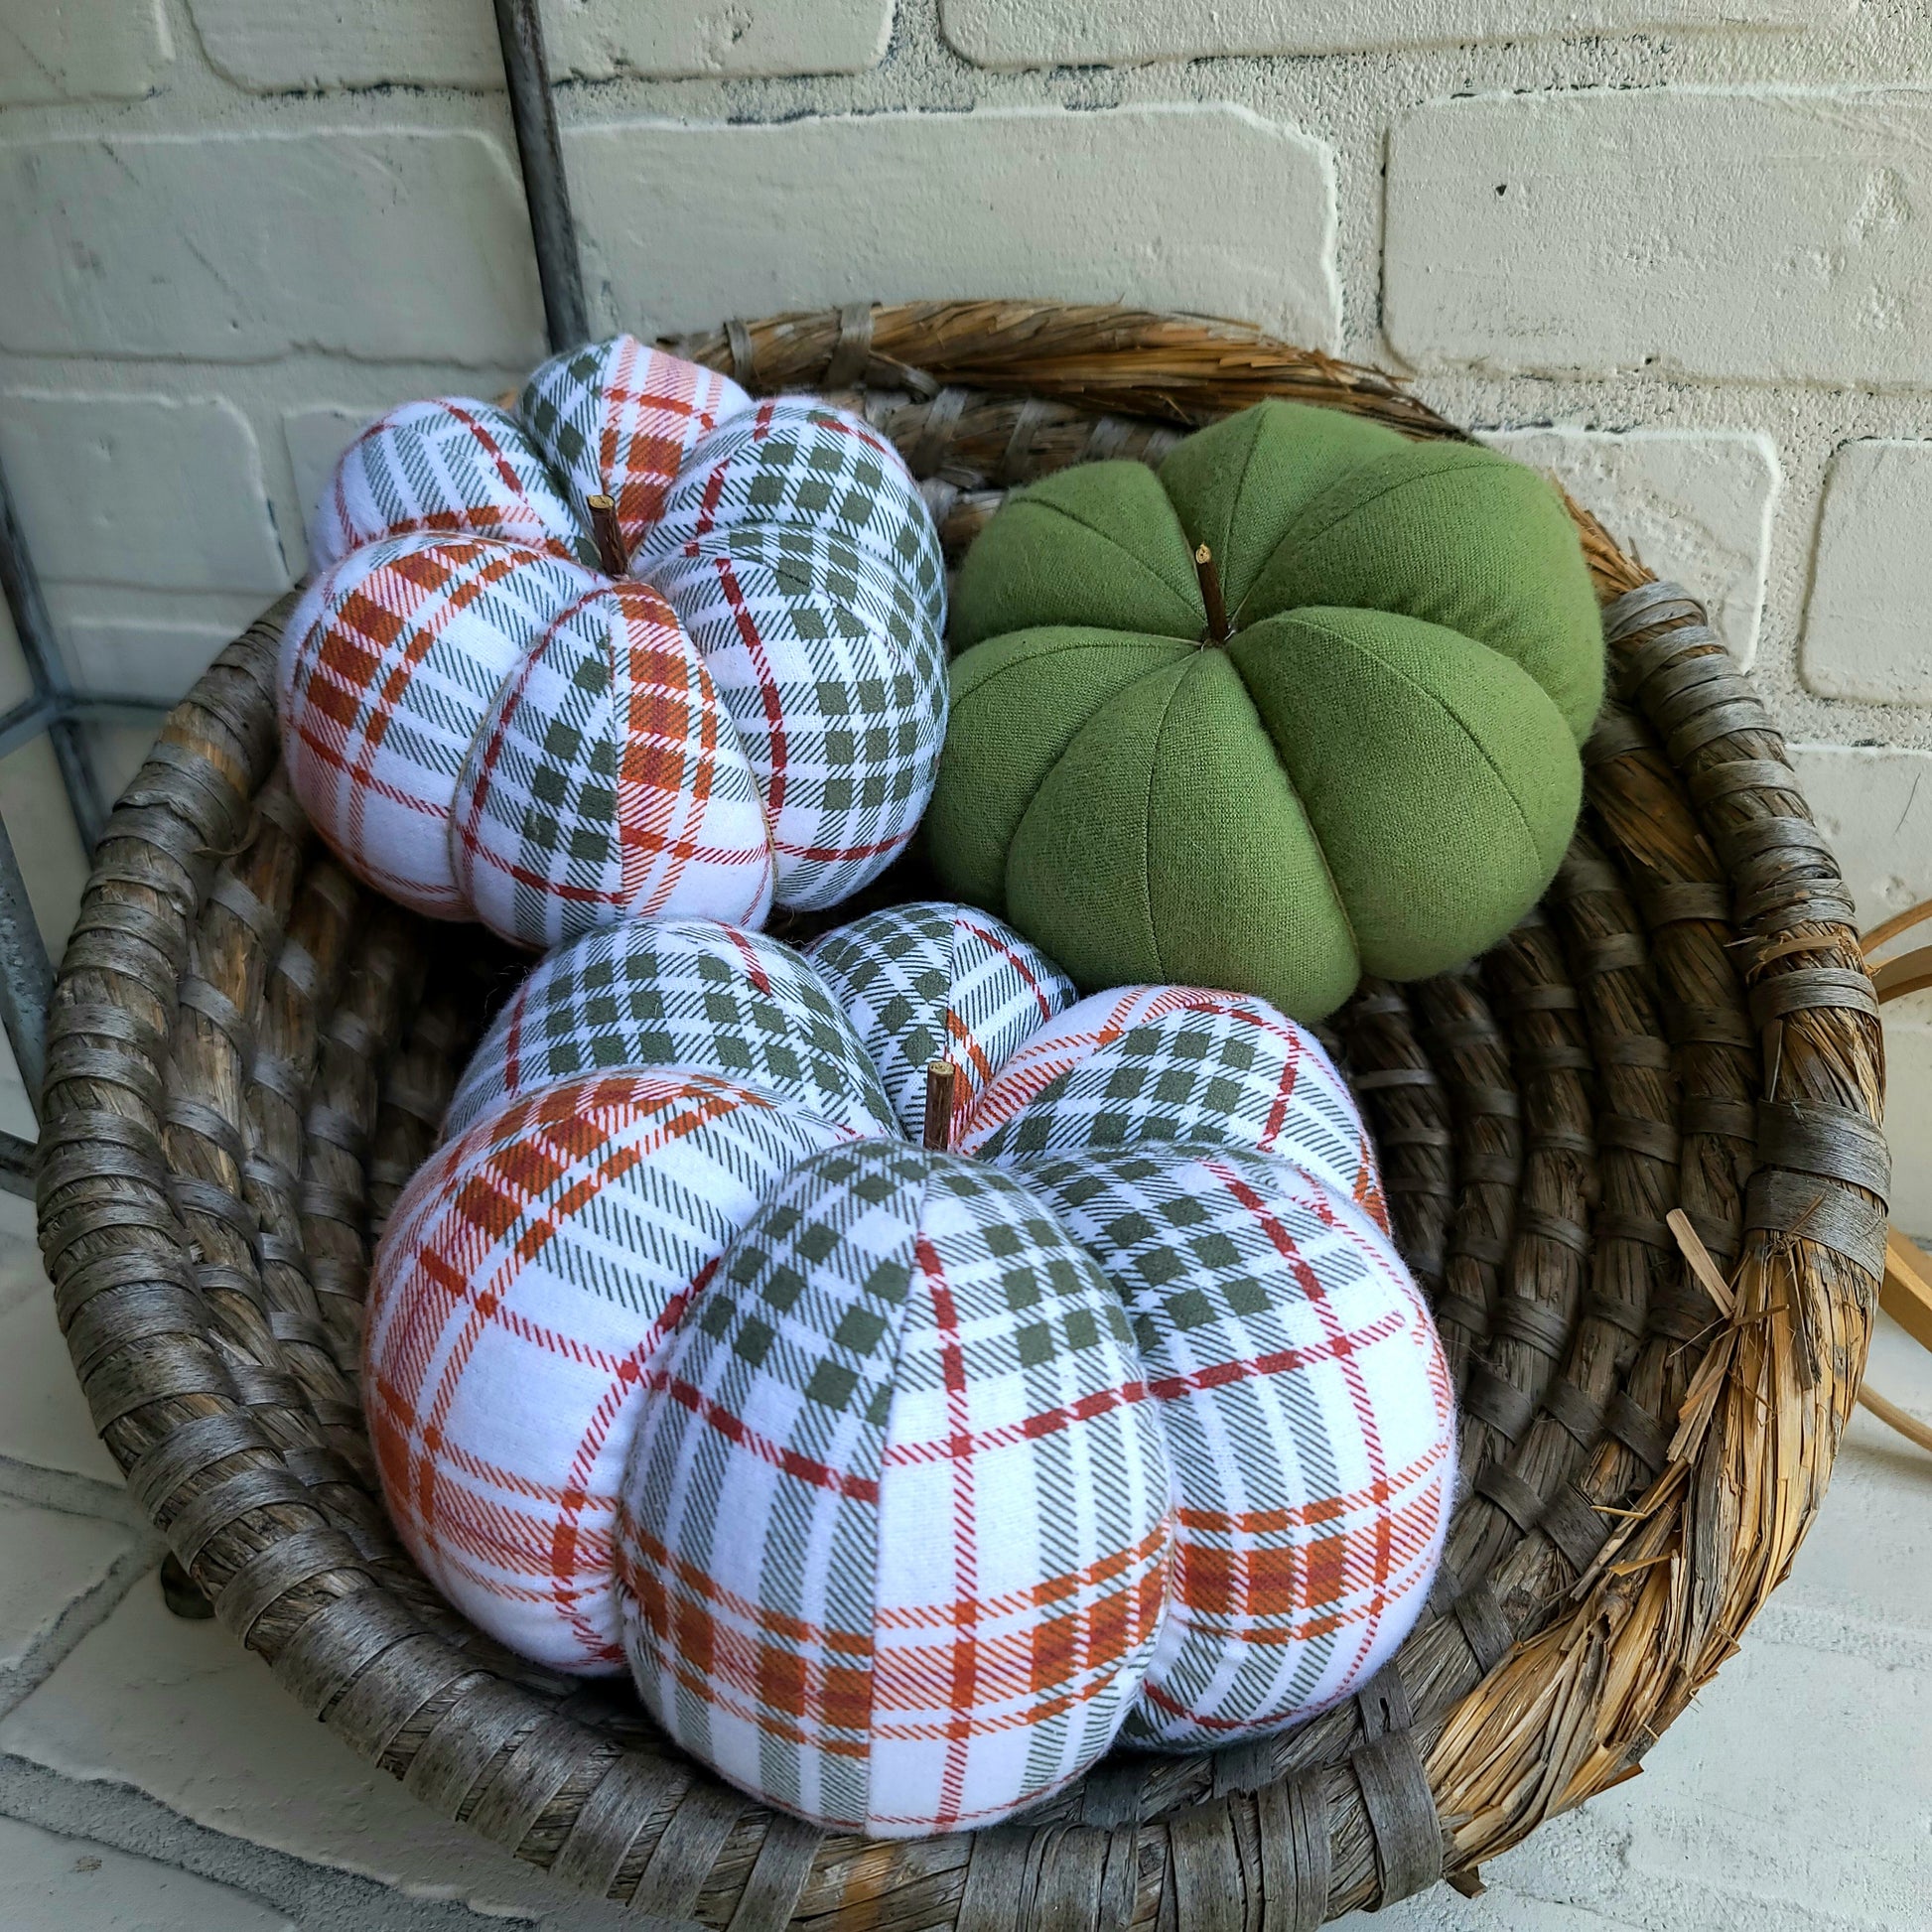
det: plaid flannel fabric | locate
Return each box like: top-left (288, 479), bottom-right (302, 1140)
top-left (519, 335), bottom-right (752, 556)
top-left (1014, 1146), bottom-right (1453, 1747)
top-left (452, 581), bottom-right (774, 948)
top-left (364, 1069), bottom-right (855, 1673)
top-left (617, 1142), bottom-right (1171, 1835)
top-left (806, 901), bottom-right (1075, 1140)
top-left (370, 897), bottom-right (1449, 1827)
top-left (445, 917), bottom-right (896, 1144)
top-left (959, 986), bottom-right (1389, 1232)
top-left (307, 398), bottom-right (594, 572)
top-left (647, 523), bottom-right (946, 910)
top-left (278, 534), bottom-right (598, 917)
top-left (633, 396), bottom-right (947, 633)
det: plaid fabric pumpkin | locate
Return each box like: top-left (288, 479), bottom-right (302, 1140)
top-left (366, 902), bottom-right (1453, 1836)
top-left (279, 337), bottom-right (946, 947)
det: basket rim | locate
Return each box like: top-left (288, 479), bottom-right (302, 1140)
top-left (35, 299), bottom-right (1887, 1927)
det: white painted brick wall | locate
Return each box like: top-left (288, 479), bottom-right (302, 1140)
top-left (1801, 439), bottom-right (1932, 705)
top-left (0, 131), bottom-right (544, 364)
top-left (0, 395), bottom-right (286, 593)
top-left (0, 0), bottom-right (173, 105)
top-left (566, 104), bottom-right (1339, 343)
top-left (1385, 90), bottom-right (1932, 387)
top-left (189, 0), bottom-right (894, 92)
top-left (941, 0), bottom-right (1833, 68)
top-left (1, 11), bottom-right (1931, 1920)
top-left (1480, 429), bottom-right (1778, 668)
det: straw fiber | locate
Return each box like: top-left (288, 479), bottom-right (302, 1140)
top-left (38, 302), bottom-right (1886, 1926)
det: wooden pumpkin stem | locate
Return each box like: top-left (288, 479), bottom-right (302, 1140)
top-left (1193, 543), bottom-right (1230, 645)
top-left (922, 1057), bottom-right (958, 1152)
top-left (587, 493), bottom-right (626, 576)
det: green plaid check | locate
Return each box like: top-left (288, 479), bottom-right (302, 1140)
top-left (445, 918), bottom-right (897, 1143)
top-left (633, 395), bottom-right (946, 632)
top-left (617, 1141), bottom-right (1171, 1835)
top-left (806, 901), bottom-right (1075, 1139)
top-left (1012, 1144), bottom-right (1453, 1745)
top-left (644, 522), bottom-right (946, 911)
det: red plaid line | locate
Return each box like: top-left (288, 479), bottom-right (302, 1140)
top-left (452, 582), bottom-right (774, 944)
top-left (280, 535), bottom-right (596, 918)
top-left (365, 1068), bottom-right (854, 1672)
top-left (601, 336), bottom-right (747, 554)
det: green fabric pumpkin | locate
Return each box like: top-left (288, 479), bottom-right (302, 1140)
top-left (926, 399), bottom-right (1603, 1022)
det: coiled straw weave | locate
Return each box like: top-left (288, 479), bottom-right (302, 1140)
top-left (38, 303), bottom-right (1887, 1927)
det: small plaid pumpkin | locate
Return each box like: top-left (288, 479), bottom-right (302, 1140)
top-left (280, 336), bottom-right (947, 948)
top-left (365, 904), bottom-right (1453, 1837)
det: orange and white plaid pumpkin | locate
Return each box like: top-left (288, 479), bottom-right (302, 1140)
top-left (280, 337), bottom-right (946, 949)
top-left (365, 904), bottom-right (1454, 1837)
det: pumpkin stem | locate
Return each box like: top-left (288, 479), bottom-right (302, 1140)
top-left (922, 1057), bottom-right (958, 1152)
top-left (1193, 543), bottom-right (1230, 645)
top-left (587, 493), bottom-right (626, 576)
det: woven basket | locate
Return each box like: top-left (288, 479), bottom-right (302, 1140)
top-left (38, 302), bottom-right (1889, 1928)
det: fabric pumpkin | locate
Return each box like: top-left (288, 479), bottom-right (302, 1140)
top-left (280, 336), bottom-right (947, 948)
top-left (926, 398), bottom-right (1604, 1023)
top-left (365, 903), bottom-right (1453, 1837)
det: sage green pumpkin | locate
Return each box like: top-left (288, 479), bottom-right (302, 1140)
top-left (926, 400), bottom-right (1603, 1022)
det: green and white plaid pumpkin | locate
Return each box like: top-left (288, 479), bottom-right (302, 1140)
top-left (366, 904), bottom-right (1453, 1837)
top-left (279, 337), bottom-right (946, 949)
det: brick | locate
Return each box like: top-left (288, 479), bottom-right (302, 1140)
top-left (0, 1499), bottom-right (130, 1673)
top-left (0, 132), bottom-right (542, 367)
top-left (189, 0), bottom-right (890, 89)
top-left (548, 0), bottom-right (892, 79)
top-left (0, 1586), bottom-right (580, 1916)
top-left (0, 1817), bottom-right (293, 1932)
top-left (1787, 745), bottom-right (1932, 923)
top-left (1801, 440), bottom-right (1932, 703)
top-left (943, 0), bottom-right (1826, 68)
top-left (0, 0), bottom-right (173, 105)
top-left (1484, 427), bottom-right (1777, 669)
top-left (0, 396), bottom-right (286, 595)
top-left (567, 104), bottom-right (1339, 345)
top-left (1789, 744), bottom-right (1932, 1240)
top-left (1386, 91), bottom-right (1932, 384)
top-left (0, 1277), bottom-right (123, 1485)
top-left (187, 0), bottom-right (499, 89)
top-left (60, 615), bottom-right (238, 706)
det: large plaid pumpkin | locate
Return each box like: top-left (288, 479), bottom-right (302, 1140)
top-left (365, 903), bottom-right (1453, 1837)
top-left (279, 336), bottom-right (947, 947)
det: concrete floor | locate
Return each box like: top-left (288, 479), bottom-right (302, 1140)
top-left (0, 1182), bottom-right (1929, 1931)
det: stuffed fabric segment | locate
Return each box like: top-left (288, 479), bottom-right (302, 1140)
top-left (444, 918), bottom-right (897, 1143)
top-left (368, 900), bottom-right (1453, 1838)
top-left (644, 522), bottom-right (946, 909)
top-left (804, 899), bottom-right (1077, 1139)
top-left (957, 984), bottom-right (1388, 1230)
top-left (518, 333), bottom-right (753, 554)
top-left (280, 336), bottom-right (947, 948)
top-left (620, 1142), bottom-right (1171, 1836)
top-left (929, 397), bottom-right (1604, 1022)
top-left (278, 535), bottom-right (601, 919)
top-left (634, 396), bottom-right (947, 632)
top-left (308, 398), bottom-right (594, 572)
top-left (365, 1070), bottom-right (854, 1672)
top-left (1025, 1146), bottom-right (1450, 1744)
top-left (451, 579), bottom-right (775, 947)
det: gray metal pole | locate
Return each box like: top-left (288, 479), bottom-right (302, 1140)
top-left (0, 453), bottom-right (105, 852)
top-left (0, 803), bottom-right (51, 1103)
top-left (491, 0), bottom-right (591, 353)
